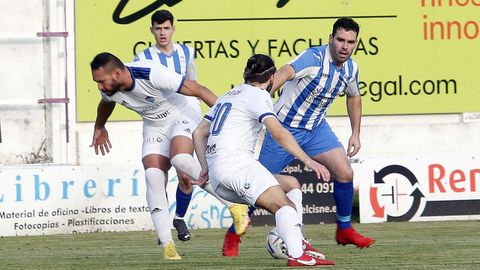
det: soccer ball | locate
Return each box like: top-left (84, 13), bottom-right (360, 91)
top-left (266, 229), bottom-right (288, 259)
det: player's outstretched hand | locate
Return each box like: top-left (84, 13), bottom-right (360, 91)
top-left (90, 126), bottom-right (112, 155)
top-left (192, 168), bottom-right (209, 186)
top-left (304, 159), bottom-right (330, 181)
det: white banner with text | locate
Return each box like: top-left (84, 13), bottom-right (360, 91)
top-left (0, 165), bottom-right (231, 236)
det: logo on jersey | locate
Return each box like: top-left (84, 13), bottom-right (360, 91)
top-left (228, 89), bottom-right (244, 96)
top-left (121, 100), bottom-right (129, 106)
top-left (145, 96), bottom-right (155, 103)
top-left (305, 87), bottom-right (323, 104)
top-left (154, 111), bottom-right (170, 119)
top-left (244, 183), bottom-right (251, 190)
top-left (206, 144), bottom-right (216, 155)
top-left (144, 136), bottom-right (162, 144)
top-left (140, 104), bottom-right (160, 114)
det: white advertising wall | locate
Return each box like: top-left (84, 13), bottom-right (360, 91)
top-left (0, 165), bottom-right (230, 236)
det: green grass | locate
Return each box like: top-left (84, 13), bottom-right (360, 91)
top-left (0, 220), bottom-right (479, 269)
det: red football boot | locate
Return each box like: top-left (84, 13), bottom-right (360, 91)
top-left (302, 239), bottom-right (326, 259)
top-left (288, 252), bottom-right (335, 267)
top-left (336, 226), bottom-right (375, 248)
top-left (222, 230), bottom-right (241, 256)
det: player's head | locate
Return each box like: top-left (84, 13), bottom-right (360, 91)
top-left (150, 10), bottom-right (175, 49)
top-left (243, 54), bottom-right (276, 92)
top-left (90, 52), bottom-right (126, 96)
top-left (329, 17), bottom-right (360, 66)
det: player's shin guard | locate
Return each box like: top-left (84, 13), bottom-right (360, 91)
top-left (175, 186), bottom-right (192, 218)
top-left (145, 168), bottom-right (172, 246)
top-left (275, 206), bottom-right (303, 258)
top-left (286, 189), bottom-right (303, 225)
top-left (170, 153), bottom-right (202, 180)
top-left (333, 180), bottom-right (354, 229)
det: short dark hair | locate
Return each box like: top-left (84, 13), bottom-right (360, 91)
top-left (90, 52), bottom-right (125, 71)
top-left (332, 17), bottom-right (360, 37)
top-left (151, 9), bottom-right (174, 26)
top-left (243, 54), bottom-right (276, 83)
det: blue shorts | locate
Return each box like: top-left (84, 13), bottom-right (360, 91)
top-left (258, 120), bottom-right (342, 174)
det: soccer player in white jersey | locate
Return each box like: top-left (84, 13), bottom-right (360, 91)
top-left (193, 54), bottom-right (335, 266)
top-left (259, 17), bottom-right (375, 248)
top-left (134, 10), bottom-right (249, 243)
top-left (89, 52), bottom-right (219, 260)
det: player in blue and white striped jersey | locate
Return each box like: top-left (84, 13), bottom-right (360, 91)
top-left (135, 10), bottom-right (249, 245)
top-left (259, 17), bottom-right (376, 249)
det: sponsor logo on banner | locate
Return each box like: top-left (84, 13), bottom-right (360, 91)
top-left (0, 165), bottom-right (236, 236)
top-left (359, 156), bottom-right (480, 223)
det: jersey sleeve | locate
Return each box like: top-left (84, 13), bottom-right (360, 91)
top-left (203, 102), bottom-right (217, 123)
top-left (247, 91), bottom-right (277, 123)
top-left (345, 61), bottom-right (360, 96)
top-left (289, 48), bottom-right (322, 80)
top-left (150, 63), bottom-right (185, 93)
top-left (185, 46), bottom-right (197, 80)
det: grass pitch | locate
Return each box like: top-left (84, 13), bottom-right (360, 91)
top-left (0, 220), bottom-right (479, 269)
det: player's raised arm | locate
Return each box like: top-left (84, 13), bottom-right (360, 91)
top-left (180, 80), bottom-right (217, 107)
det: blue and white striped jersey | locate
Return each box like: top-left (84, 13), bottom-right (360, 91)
top-left (134, 43), bottom-right (200, 113)
top-left (275, 45), bottom-right (360, 130)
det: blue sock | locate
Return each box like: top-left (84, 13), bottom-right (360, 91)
top-left (333, 180), bottom-right (353, 229)
top-left (175, 186), bottom-right (192, 218)
top-left (228, 205), bottom-right (256, 233)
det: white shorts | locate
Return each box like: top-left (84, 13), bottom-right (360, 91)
top-left (142, 115), bottom-right (200, 158)
top-left (208, 159), bottom-right (279, 206)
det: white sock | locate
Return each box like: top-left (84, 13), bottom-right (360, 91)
top-left (170, 153), bottom-right (201, 179)
top-left (145, 168), bottom-right (172, 247)
top-left (202, 182), bottom-right (233, 208)
top-left (286, 189), bottom-right (303, 225)
top-left (275, 206), bottom-right (303, 258)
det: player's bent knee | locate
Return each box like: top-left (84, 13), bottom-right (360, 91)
top-left (275, 175), bottom-right (300, 192)
top-left (178, 174), bottom-right (193, 189)
top-left (335, 167), bottom-right (354, 182)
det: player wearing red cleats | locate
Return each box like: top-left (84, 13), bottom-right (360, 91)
top-left (302, 239), bottom-right (326, 259)
top-left (222, 230), bottom-right (241, 256)
top-left (287, 252), bottom-right (335, 267)
top-left (336, 226), bottom-right (375, 248)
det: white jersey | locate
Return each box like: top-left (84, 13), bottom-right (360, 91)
top-left (204, 84), bottom-right (276, 168)
top-left (275, 45), bottom-right (360, 130)
top-left (101, 60), bottom-right (194, 127)
top-left (134, 43), bottom-right (201, 115)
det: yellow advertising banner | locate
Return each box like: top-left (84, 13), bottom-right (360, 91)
top-left (76, 0), bottom-right (480, 122)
